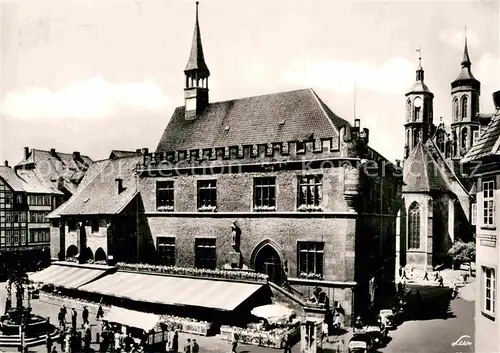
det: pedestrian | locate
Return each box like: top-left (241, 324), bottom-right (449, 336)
top-left (46, 334), bottom-right (53, 353)
top-left (82, 305), bottom-right (89, 326)
top-left (401, 268), bottom-right (408, 280)
top-left (423, 270), bottom-right (429, 281)
top-left (184, 338), bottom-right (191, 353)
top-left (84, 329), bottom-right (91, 353)
top-left (58, 311), bottom-right (65, 328)
top-left (71, 308), bottom-right (77, 331)
top-left (96, 304), bottom-right (104, 321)
top-left (322, 320), bottom-right (328, 341)
top-left (172, 330), bottom-right (179, 353)
top-left (434, 271), bottom-right (440, 281)
top-left (191, 339), bottom-right (199, 353)
top-left (61, 304), bottom-right (67, 319)
top-left (438, 275), bottom-right (444, 287)
top-left (231, 332), bottom-right (238, 353)
top-left (282, 331), bottom-right (291, 353)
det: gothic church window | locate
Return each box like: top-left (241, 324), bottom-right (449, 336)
top-left (408, 202), bottom-right (420, 249)
top-left (461, 96), bottom-right (468, 120)
top-left (461, 128), bottom-right (468, 150)
top-left (453, 98), bottom-right (459, 122)
top-left (406, 99), bottom-right (411, 121)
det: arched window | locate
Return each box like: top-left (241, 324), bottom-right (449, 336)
top-left (461, 128), bottom-right (468, 150)
top-left (437, 131), bottom-right (445, 153)
top-left (461, 96), bottom-right (468, 120)
top-left (408, 202), bottom-right (420, 249)
top-left (406, 130), bottom-right (410, 146)
top-left (453, 98), bottom-right (459, 121)
top-left (406, 99), bottom-right (411, 121)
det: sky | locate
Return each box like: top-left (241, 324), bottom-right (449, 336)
top-left (1, 0), bottom-right (499, 164)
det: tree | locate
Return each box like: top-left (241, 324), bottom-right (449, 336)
top-left (448, 241), bottom-right (476, 268)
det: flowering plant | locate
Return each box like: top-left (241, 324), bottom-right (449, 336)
top-left (254, 205), bottom-right (276, 212)
top-left (157, 205), bottom-right (174, 212)
top-left (197, 205), bottom-right (217, 212)
top-left (298, 204), bottom-right (324, 212)
top-left (116, 263), bottom-right (269, 282)
top-left (299, 272), bottom-right (323, 280)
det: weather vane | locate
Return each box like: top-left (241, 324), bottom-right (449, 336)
top-left (416, 47), bottom-right (422, 63)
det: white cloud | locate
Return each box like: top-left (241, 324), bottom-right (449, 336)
top-left (2, 76), bottom-right (170, 119)
top-left (282, 57), bottom-right (414, 94)
top-left (438, 29), bottom-right (480, 51)
top-left (477, 53), bottom-right (500, 86)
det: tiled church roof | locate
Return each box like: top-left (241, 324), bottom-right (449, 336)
top-left (462, 110), bottom-right (500, 163)
top-left (403, 142), bottom-right (452, 193)
top-left (156, 88), bottom-right (350, 152)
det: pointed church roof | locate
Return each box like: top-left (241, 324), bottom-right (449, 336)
top-left (452, 35), bottom-right (480, 88)
top-left (407, 52), bottom-right (433, 95)
top-left (184, 2), bottom-right (210, 77)
top-left (403, 142), bottom-right (451, 193)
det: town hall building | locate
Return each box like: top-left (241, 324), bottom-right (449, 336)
top-left (398, 37), bottom-right (495, 270)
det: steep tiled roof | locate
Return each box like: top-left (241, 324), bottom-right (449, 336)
top-left (16, 149), bottom-right (92, 195)
top-left (156, 88), bottom-right (349, 152)
top-left (0, 166), bottom-right (60, 194)
top-left (0, 167), bottom-right (25, 192)
top-left (462, 110), bottom-right (500, 163)
top-left (403, 142), bottom-right (452, 193)
top-left (48, 156), bottom-right (140, 217)
top-left (109, 150), bottom-right (141, 159)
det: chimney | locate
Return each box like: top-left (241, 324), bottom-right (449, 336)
top-left (4, 160), bottom-right (9, 167)
top-left (50, 148), bottom-right (56, 156)
top-left (24, 147), bottom-right (29, 160)
top-left (136, 149), bottom-right (141, 153)
top-left (115, 178), bottom-right (125, 194)
top-left (141, 148), bottom-right (149, 155)
top-left (73, 151), bottom-right (81, 160)
top-left (493, 90), bottom-right (500, 110)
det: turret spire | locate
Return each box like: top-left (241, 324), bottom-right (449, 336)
top-left (461, 25), bottom-right (471, 68)
top-left (185, 1), bottom-right (210, 76)
top-left (415, 47), bottom-right (424, 82)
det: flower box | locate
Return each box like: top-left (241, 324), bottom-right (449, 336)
top-left (157, 205), bottom-right (174, 212)
top-left (160, 315), bottom-right (212, 336)
top-left (253, 205), bottom-right (276, 212)
top-left (197, 205), bottom-right (217, 212)
top-left (298, 204), bottom-right (324, 212)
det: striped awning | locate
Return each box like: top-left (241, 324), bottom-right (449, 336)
top-left (103, 306), bottom-right (159, 331)
top-left (79, 271), bottom-right (264, 311)
top-left (29, 264), bottom-right (107, 289)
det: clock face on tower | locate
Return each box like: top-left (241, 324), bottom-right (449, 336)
top-left (413, 97), bottom-right (422, 108)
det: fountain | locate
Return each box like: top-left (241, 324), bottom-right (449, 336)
top-left (0, 260), bottom-right (59, 348)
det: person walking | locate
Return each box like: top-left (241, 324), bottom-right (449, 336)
top-left (230, 332), bottom-right (238, 353)
top-left (46, 334), bottom-right (53, 353)
top-left (191, 339), bottom-right (199, 353)
top-left (82, 306), bottom-right (89, 326)
top-left (184, 338), bottom-right (191, 353)
top-left (438, 275), bottom-right (444, 287)
top-left (423, 270), bottom-right (429, 281)
top-left (71, 308), bottom-right (77, 331)
top-left (96, 304), bottom-right (104, 321)
top-left (401, 268), bottom-right (408, 280)
top-left (282, 331), bottom-right (292, 353)
top-left (434, 271), bottom-right (440, 281)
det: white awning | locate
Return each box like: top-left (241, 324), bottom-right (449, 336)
top-left (103, 306), bottom-right (159, 331)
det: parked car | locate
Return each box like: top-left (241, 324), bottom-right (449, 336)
top-left (378, 309), bottom-right (397, 329)
top-left (365, 325), bottom-right (387, 347)
top-left (348, 333), bottom-right (374, 353)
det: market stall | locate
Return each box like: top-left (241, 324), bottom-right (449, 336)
top-left (220, 303), bottom-right (300, 349)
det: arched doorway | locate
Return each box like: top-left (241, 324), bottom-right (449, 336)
top-left (254, 244), bottom-right (283, 284)
top-left (95, 248), bottom-right (107, 262)
top-left (66, 245), bottom-right (78, 258)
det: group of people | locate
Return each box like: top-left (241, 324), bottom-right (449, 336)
top-left (400, 266), bottom-right (446, 287)
top-left (99, 323), bottom-right (145, 353)
top-left (47, 304), bottom-right (93, 353)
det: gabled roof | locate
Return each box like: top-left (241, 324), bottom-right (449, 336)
top-left (403, 142), bottom-right (451, 193)
top-left (462, 110), bottom-right (500, 163)
top-left (156, 88), bottom-right (350, 152)
top-left (48, 155), bottom-right (141, 217)
top-left (109, 150), bottom-right (141, 159)
top-left (0, 166), bottom-right (61, 194)
top-left (0, 167), bottom-right (25, 192)
top-left (16, 149), bottom-right (92, 195)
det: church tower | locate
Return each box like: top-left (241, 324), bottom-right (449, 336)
top-left (450, 32), bottom-right (481, 159)
top-left (184, 1), bottom-right (210, 119)
top-left (404, 50), bottom-right (434, 159)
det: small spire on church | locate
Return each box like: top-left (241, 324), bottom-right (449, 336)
top-left (185, 1), bottom-right (210, 76)
top-left (415, 47), bottom-right (424, 82)
top-left (461, 25), bottom-right (471, 68)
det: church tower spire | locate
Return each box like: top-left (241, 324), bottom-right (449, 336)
top-left (184, 1), bottom-right (210, 119)
top-left (404, 47), bottom-right (434, 159)
top-left (450, 26), bottom-right (481, 159)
